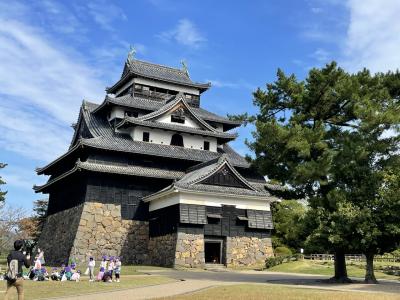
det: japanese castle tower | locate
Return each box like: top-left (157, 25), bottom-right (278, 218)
top-left (35, 54), bottom-right (278, 267)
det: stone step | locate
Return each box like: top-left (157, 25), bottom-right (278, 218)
top-left (204, 264), bottom-right (227, 272)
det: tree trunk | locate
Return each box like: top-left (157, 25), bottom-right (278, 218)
top-left (364, 253), bottom-right (378, 284)
top-left (329, 250), bottom-right (352, 283)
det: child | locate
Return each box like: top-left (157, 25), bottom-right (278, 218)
top-left (114, 257), bottom-right (121, 283)
top-left (107, 256), bottom-right (115, 281)
top-left (102, 271), bottom-right (112, 283)
top-left (50, 267), bottom-right (60, 281)
top-left (34, 255), bottom-right (42, 271)
top-left (88, 256), bottom-right (96, 282)
top-left (64, 266), bottom-right (73, 281)
top-left (96, 267), bottom-right (105, 282)
top-left (100, 256), bottom-right (108, 270)
top-left (71, 270), bottom-right (81, 282)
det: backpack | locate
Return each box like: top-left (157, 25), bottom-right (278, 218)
top-left (6, 259), bottom-right (18, 283)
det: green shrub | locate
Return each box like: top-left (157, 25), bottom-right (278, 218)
top-left (265, 254), bottom-right (301, 269)
top-left (274, 246), bottom-right (292, 256)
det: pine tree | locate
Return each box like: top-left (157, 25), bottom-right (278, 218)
top-left (237, 62), bottom-right (400, 283)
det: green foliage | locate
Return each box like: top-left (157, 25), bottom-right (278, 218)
top-left (274, 246), bottom-right (293, 256)
top-left (265, 254), bottom-right (300, 269)
top-left (271, 200), bottom-right (307, 251)
top-left (0, 163), bottom-right (7, 203)
top-left (241, 62), bottom-right (400, 279)
top-left (31, 199), bottom-right (48, 240)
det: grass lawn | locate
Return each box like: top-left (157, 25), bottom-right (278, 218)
top-left (169, 284), bottom-right (400, 300)
top-left (0, 275), bottom-right (175, 300)
top-left (267, 260), bottom-right (400, 280)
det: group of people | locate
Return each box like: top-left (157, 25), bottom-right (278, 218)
top-left (3, 240), bottom-right (123, 300)
top-left (90, 255), bottom-right (122, 283)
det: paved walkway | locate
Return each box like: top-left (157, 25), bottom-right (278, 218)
top-left (46, 269), bottom-right (400, 300)
top-left (57, 279), bottom-right (222, 300)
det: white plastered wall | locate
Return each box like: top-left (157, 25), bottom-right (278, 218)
top-left (108, 106), bottom-right (145, 121)
top-left (156, 113), bottom-right (200, 129)
top-left (148, 191), bottom-right (271, 212)
top-left (130, 126), bottom-right (217, 152)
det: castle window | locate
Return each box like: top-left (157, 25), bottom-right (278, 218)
top-left (171, 115), bottom-right (185, 124)
top-left (170, 134), bottom-right (184, 147)
top-left (204, 141), bottom-right (210, 151)
top-left (143, 132), bottom-right (150, 142)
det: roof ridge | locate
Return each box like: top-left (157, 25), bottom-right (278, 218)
top-left (132, 59), bottom-right (189, 75)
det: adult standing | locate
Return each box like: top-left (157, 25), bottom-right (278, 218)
top-left (4, 240), bottom-right (31, 300)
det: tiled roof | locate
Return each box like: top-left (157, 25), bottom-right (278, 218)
top-left (174, 155), bottom-right (269, 196)
top-left (82, 101), bottom-right (249, 166)
top-left (34, 159), bottom-right (183, 192)
top-left (107, 59), bottom-right (211, 93)
top-left (36, 101), bottom-right (249, 175)
top-left (144, 156), bottom-right (276, 200)
top-left (128, 59), bottom-right (193, 84)
top-left (135, 93), bottom-right (217, 131)
top-left (94, 94), bottom-right (241, 126)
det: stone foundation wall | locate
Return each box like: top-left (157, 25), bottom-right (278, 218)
top-left (38, 202), bottom-right (149, 265)
top-left (148, 233), bottom-right (177, 267)
top-left (175, 232), bottom-right (205, 268)
top-left (71, 202), bottom-right (149, 264)
top-left (226, 236), bottom-right (273, 267)
top-left (37, 204), bottom-right (84, 266)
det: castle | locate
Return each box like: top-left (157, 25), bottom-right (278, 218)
top-left (35, 54), bottom-right (278, 268)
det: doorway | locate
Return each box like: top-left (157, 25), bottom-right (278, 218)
top-left (204, 240), bottom-right (222, 264)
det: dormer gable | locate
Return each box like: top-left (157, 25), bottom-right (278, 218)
top-left (179, 156), bottom-right (258, 191)
top-left (137, 93), bottom-right (216, 132)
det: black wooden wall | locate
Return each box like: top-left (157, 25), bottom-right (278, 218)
top-left (46, 174), bottom-right (87, 215)
top-left (85, 173), bottom-right (171, 221)
top-left (149, 203), bottom-right (271, 238)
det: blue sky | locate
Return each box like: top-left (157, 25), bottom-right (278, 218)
top-left (1, 0), bottom-right (399, 212)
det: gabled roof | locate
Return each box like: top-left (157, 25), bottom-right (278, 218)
top-left (93, 94), bottom-right (241, 128)
top-left (177, 155), bottom-right (257, 190)
top-left (134, 93), bottom-right (217, 131)
top-left (144, 155), bottom-right (274, 201)
top-left (115, 94), bottom-right (237, 140)
top-left (107, 59), bottom-right (211, 94)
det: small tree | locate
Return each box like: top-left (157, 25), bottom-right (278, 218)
top-left (0, 163), bottom-right (7, 203)
top-left (0, 204), bottom-right (26, 253)
top-left (271, 200), bottom-right (307, 252)
top-left (31, 199), bottom-right (48, 240)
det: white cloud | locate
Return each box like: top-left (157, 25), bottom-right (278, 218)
top-left (0, 20), bottom-right (104, 123)
top-left (207, 79), bottom-right (255, 90)
top-left (0, 103), bottom-right (71, 162)
top-left (2, 164), bottom-right (46, 191)
top-left (0, 10), bottom-right (106, 164)
top-left (341, 0), bottom-right (400, 72)
top-left (157, 19), bottom-right (206, 48)
top-left (311, 48), bottom-right (331, 63)
top-left (86, 0), bottom-right (127, 31)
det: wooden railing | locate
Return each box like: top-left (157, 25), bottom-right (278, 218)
top-left (305, 254), bottom-right (400, 262)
